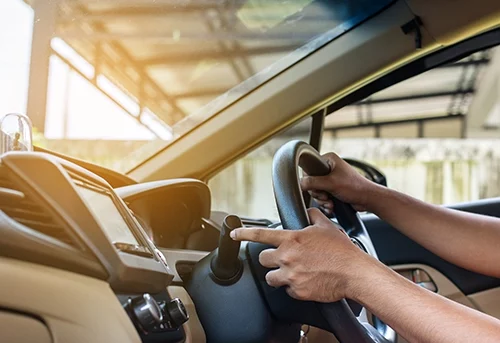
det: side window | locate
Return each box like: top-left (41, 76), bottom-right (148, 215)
top-left (209, 117), bottom-right (312, 220)
top-left (210, 46), bottom-right (500, 220)
top-left (322, 47), bottom-right (500, 205)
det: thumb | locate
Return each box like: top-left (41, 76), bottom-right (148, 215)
top-left (307, 207), bottom-right (332, 225)
top-left (300, 174), bottom-right (332, 192)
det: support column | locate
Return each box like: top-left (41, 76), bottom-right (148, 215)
top-left (467, 49), bottom-right (500, 137)
top-left (26, 0), bottom-right (59, 133)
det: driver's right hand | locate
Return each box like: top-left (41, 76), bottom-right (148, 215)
top-left (300, 152), bottom-right (379, 213)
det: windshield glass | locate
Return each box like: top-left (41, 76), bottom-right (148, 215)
top-left (1, 0), bottom-right (392, 173)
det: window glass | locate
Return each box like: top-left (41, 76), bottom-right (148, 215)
top-left (210, 46), bottom-right (500, 219)
top-left (321, 46), bottom-right (500, 205)
top-left (0, 0), bottom-right (393, 173)
top-left (209, 117), bottom-right (312, 220)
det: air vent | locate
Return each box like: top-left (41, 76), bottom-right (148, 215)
top-left (0, 169), bottom-right (76, 247)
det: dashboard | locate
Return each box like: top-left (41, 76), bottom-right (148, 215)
top-left (0, 149), bottom-right (390, 343)
top-left (0, 151), bottom-right (212, 343)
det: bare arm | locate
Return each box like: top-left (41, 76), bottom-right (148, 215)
top-left (366, 186), bottom-right (500, 278)
top-left (231, 209), bottom-right (500, 343)
top-left (300, 152), bottom-right (500, 278)
top-left (354, 260), bottom-right (500, 343)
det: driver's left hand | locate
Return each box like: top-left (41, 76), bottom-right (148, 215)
top-left (230, 208), bottom-right (380, 303)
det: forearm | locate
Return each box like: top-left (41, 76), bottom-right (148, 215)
top-left (365, 185), bottom-right (500, 277)
top-left (352, 261), bottom-right (500, 343)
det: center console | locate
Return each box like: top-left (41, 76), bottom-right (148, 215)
top-left (0, 151), bottom-right (189, 342)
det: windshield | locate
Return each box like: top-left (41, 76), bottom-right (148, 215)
top-left (1, 0), bottom-right (392, 173)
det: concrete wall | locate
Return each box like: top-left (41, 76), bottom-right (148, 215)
top-left (209, 138), bottom-right (500, 220)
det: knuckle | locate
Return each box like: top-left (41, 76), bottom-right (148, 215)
top-left (295, 289), bottom-right (311, 301)
top-left (286, 271), bottom-right (298, 284)
top-left (286, 287), bottom-right (299, 299)
top-left (279, 252), bottom-right (293, 266)
top-left (251, 229), bottom-right (262, 241)
top-left (290, 230), bottom-right (304, 244)
top-left (289, 287), bottom-right (307, 301)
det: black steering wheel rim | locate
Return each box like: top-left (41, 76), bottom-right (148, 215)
top-left (271, 140), bottom-right (387, 343)
top-left (185, 140), bottom-right (392, 343)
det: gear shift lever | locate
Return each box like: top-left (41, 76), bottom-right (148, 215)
top-left (210, 215), bottom-right (243, 284)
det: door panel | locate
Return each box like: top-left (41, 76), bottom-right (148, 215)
top-left (362, 197), bottom-right (500, 295)
top-left (469, 287), bottom-right (500, 319)
top-left (391, 264), bottom-right (475, 308)
top-left (306, 264), bottom-right (490, 343)
top-left (391, 264), bottom-right (476, 343)
top-left (306, 196), bottom-right (500, 343)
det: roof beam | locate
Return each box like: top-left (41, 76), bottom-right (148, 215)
top-left (173, 88), bottom-right (228, 99)
top-left (202, 10), bottom-right (246, 82)
top-left (68, 5), bottom-right (187, 121)
top-left (140, 44), bottom-right (301, 66)
top-left (60, 0), bottom-right (243, 11)
top-left (437, 58), bottom-right (490, 69)
top-left (58, 29), bottom-right (316, 42)
top-left (359, 89), bottom-right (475, 105)
top-left (60, 11), bottom-right (328, 23)
top-left (325, 114), bottom-right (465, 131)
top-left (467, 49), bottom-right (500, 130)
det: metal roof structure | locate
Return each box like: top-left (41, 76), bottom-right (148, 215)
top-left (23, 0), bottom-right (499, 140)
top-left (25, 0), bottom-right (351, 137)
top-left (325, 49), bottom-right (495, 138)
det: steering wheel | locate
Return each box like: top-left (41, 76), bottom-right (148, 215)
top-left (269, 140), bottom-right (391, 342)
top-left (186, 140), bottom-right (391, 343)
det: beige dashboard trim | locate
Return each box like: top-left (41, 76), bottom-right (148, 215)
top-left (0, 257), bottom-right (140, 343)
top-left (0, 311), bottom-right (52, 343)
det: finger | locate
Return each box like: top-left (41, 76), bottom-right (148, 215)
top-left (322, 152), bottom-right (338, 171)
top-left (312, 198), bottom-right (334, 212)
top-left (230, 227), bottom-right (291, 246)
top-left (321, 200), bottom-right (334, 209)
top-left (285, 286), bottom-right (303, 300)
top-left (307, 207), bottom-right (333, 225)
top-left (310, 191), bottom-right (329, 201)
top-left (300, 175), bottom-right (331, 192)
top-left (320, 207), bottom-right (333, 216)
top-left (259, 248), bottom-right (279, 268)
top-left (313, 199), bottom-right (330, 207)
top-left (265, 269), bottom-right (288, 288)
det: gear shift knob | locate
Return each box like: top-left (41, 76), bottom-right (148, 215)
top-left (210, 215), bottom-right (243, 284)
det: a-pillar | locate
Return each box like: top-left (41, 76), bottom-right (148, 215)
top-left (26, 0), bottom-right (59, 133)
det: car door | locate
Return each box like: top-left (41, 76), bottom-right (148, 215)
top-left (363, 198), bottom-right (500, 342)
top-left (319, 34), bottom-right (500, 342)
